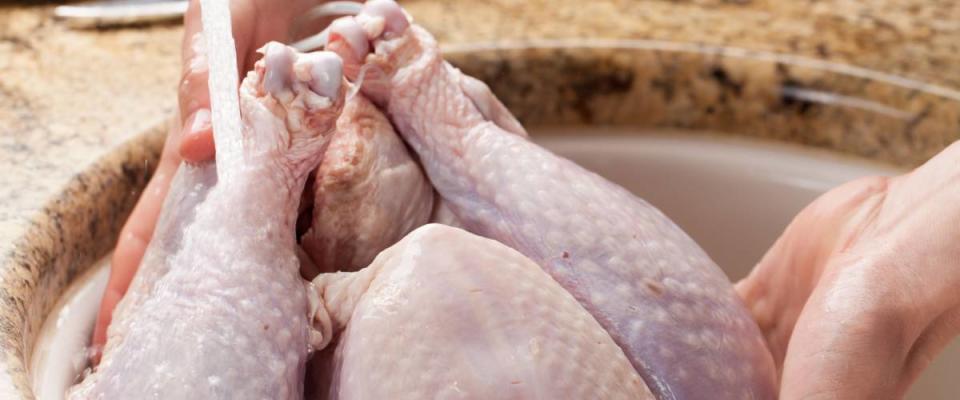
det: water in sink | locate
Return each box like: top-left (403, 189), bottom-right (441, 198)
top-left (31, 131), bottom-right (955, 399)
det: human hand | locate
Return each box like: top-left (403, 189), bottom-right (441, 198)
top-left (737, 142), bottom-right (960, 399)
top-left (91, 0), bottom-right (354, 353)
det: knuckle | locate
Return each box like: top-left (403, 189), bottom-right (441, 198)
top-left (820, 264), bottom-right (920, 348)
top-left (185, 0), bottom-right (202, 18)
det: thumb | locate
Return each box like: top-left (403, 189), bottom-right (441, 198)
top-left (735, 176), bottom-right (889, 369)
top-left (177, 0), bottom-right (215, 163)
top-left (778, 255), bottom-right (926, 399)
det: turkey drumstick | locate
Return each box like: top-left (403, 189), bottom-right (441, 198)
top-left (69, 44), bottom-right (347, 400)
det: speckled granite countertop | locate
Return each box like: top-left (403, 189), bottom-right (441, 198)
top-left (1, 0), bottom-right (960, 397)
top-left (4, 0), bottom-right (960, 266)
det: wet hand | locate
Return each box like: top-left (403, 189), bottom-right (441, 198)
top-left (738, 142), bottom-right (960, 398)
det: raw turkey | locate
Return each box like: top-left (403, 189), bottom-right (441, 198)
top-left (69, 43), bottom-right (347, 399)
top-left (324, 1), bottom-right (778, 398)
top-left (300, 93), bottom-right (433, 274)
top-left (78, 0), bottom-right (779, 399)
top-left (308, 223), bottom-right (656, 399)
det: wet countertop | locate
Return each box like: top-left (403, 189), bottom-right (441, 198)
top-left (1, 0), bottom-right (959, 396)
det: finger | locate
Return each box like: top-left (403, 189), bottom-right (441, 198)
top-left (779, 257), bottom-right (927, 399)
top-left (177, 0), bottom-right (215, 163)
top-left (178, 0), bottom-right (301, 163)
top-left (179, 108), bottom-right (214, 162)
top-left (91, 120), bottom-right (183, 356)
top-left (735, 176), bottom-right (889, 368)
top-left (288, 0), bottom-right (364, 44)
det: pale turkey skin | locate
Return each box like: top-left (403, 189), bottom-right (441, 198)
top-left (68, 44), bottom-right (346, 400)
top-left (309, 224), bottom-right (655, 400)
top-left (302, 93), bottom-right (433, 273)
top-left (77, 1), bottom-right (778, 398)
top-left (327, 1), bottom-right (778, 398)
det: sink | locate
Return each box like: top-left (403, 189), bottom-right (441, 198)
top-left (7, 37), bottom-right (960, 399)
top-left (28, 131), bottom-right (956, 399)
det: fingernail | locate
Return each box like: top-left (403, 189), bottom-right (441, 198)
top-left (180, 109), bottom-right (216, 163)
top-left (188, 108), bottom-right (211, 135)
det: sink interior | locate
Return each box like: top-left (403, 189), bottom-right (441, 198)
top-left (31, 260), bottom-right (107, 400)
top-left (31, 131), bottom-right (956, 399)
top-left (537, 128), bottom-right (902, 281)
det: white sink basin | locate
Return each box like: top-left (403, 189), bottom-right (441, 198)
top-left (32, 132), bottom-right (957, 399)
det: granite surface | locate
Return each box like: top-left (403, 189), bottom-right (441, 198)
top-left (2, 0), bottom-right (960, 398)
